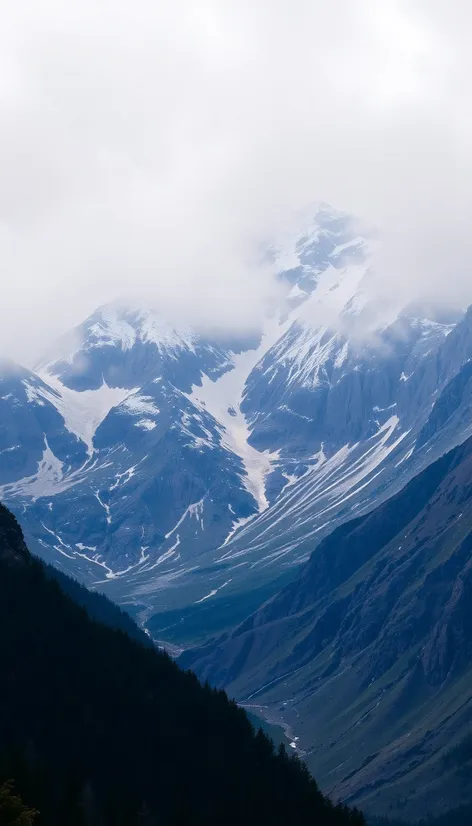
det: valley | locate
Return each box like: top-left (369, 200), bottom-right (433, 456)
top-left (3, 204), bottom-right (472, 821)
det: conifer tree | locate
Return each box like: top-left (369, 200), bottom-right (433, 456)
top-left (0, 780), bottom-right (37, 826)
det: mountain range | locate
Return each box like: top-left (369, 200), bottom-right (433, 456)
top-left (3, 202), bottom-right (472, 820)
top-left (3, 204), bottom-right (472, 643)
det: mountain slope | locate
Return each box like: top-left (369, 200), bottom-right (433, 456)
top-left (183, 433), bottom-right (472, 820)
top-left (42, 561), bottom-right (151, 646)
top-left (0, 359), bottom-right (87, 486)
top-left (0, 501), bottom-right (364, 826)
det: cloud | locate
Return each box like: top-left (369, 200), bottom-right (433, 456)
top-left (1, 0), bottom-right (472, 362)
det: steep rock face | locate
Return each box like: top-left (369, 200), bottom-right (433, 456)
top-left (184, 434), bottom-right (472, 820)
top-left (0, 360), bottom-right (87, 485)
top-left (416, 359), bottom-right (472, 450)
top-left (243, 313), bottom-right (450, 458)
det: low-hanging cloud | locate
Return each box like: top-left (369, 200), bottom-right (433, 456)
top-left (1, 0), bottom-right (472, 363)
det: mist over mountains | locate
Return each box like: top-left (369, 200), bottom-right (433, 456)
top-left (4, 2), bottom-right (472, 824)
top-left (4, 1), bottom-right (472, 364)
top-left (3, 205), bottom-right (472, 649)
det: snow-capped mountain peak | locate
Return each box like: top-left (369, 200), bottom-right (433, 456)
top-left (3, 203), bottom-right (472, 639)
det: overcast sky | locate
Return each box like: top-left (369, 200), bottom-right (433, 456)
top-left (1, 0), bottom-right (472, 362)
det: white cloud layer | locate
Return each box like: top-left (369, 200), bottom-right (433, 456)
top-left (1, 0), bottom-right (472, 361)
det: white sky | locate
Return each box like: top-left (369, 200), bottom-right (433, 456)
top-left (1, 0), bottom-right (472, 361)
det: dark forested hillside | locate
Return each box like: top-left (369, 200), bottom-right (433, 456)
top-left (0, 503), bottom-right (364, 826)
top-left (43, 561), bottom-right (151, 646)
